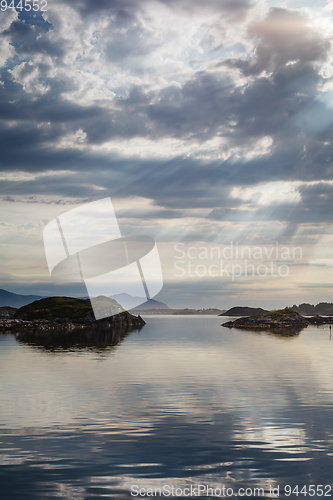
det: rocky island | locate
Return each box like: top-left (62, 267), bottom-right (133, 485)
top-left (220, 306), bottom-right (269, 317)
top-left (221, 308), bottom-right (333, 331)
top-left (0, 296), bottom-right (145, 333)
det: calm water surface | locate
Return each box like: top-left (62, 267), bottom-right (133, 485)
top-left (1, 316), bottom-right (333, 499)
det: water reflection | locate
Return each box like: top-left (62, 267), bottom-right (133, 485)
top-left (230, 327), bottom-right (303, 338)
top-left (15, 323), bottom-right (144, 353)
top-left (1, 317), bottom-right (333, 499)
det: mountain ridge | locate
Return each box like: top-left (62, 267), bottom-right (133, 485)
top-left (0, 288), bottom-right (44, 308)
top-left (130, 298), bottom-right (170, 310)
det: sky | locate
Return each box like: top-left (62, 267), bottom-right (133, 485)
top-left (1, 0), bottom-right (333, 309)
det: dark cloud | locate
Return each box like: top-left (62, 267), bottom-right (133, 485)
top-left (0, 68), bottom-right (105, 127)
top-left (156, 0), bottom-right (252, 21)
top-left (0, 3), bottom-right (329, 164)
top-left (224, 8), bottom-right (330, 76)
top-left (55, 0), bottom-right (252, 22)
top-left (3, 20), bottom-right (35, 38)
top-left (74, 0), bottom-right (141, 20)
top-left (17, 37), bottom-right (65, 58)
top-left (2, 16), bottom-right (58, 59)
top-left (2, 142), bottom-right (333, 230)
top-left (0, 2), bottom-right (332, 230)
top-left (209, 182), bottom-right (333, 224)
top-left (0, 123), bottom-right (63, 151)
top-left (1, 138), bottom-right (333, 214)
top-left (73, 62), bottom-right (325, 146)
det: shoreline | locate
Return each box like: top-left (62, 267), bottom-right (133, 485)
top-left (0, 315), bottom-right (146, 333)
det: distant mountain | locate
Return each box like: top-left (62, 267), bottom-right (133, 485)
top-left (173, 308), bottom-right (224, 315)
top-left (0, 289), bottom-right (44, 308)
top-left (291, 302), bottom-right (333, 316)
top-left (220, 306), bottom-right (269, 317)
top-left (110, 293), bottom-right (146, 310)
top-left (130, 298), bottom-right (170, 311)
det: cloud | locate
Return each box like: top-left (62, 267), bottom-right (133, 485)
top-left (224, 7), bottom-right (330, 76)
top-left (104, 21), bottom-right (161, 62)
top-left (0, 3), bottom-right (329, 163)
top-left (55, 0), bottom-right (252, 21)
top-left (0, 3), bottom-right (332, 232)
top-left (208, 182), bottom-right (333, 225)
